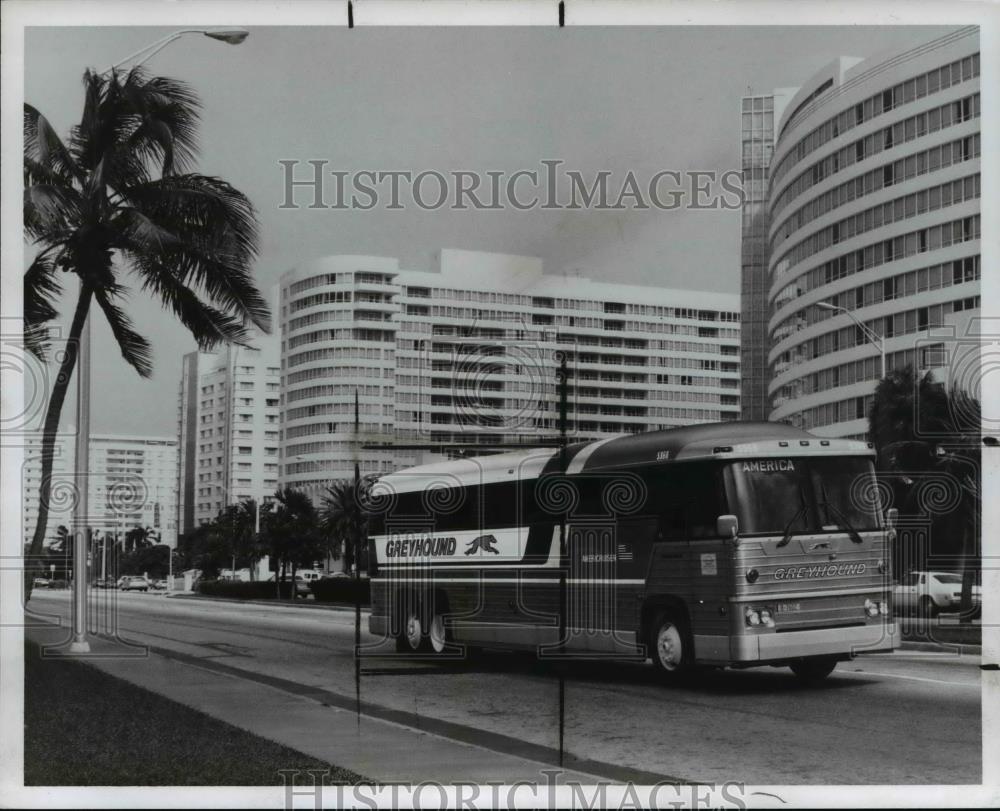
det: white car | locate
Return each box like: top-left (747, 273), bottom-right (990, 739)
top-left (119, 575), bottom-right (151, 592)
top-left (894, 571), bottom-right (981, 617)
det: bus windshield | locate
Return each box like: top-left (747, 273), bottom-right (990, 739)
top-left (726, 456), bottom-right (881, 536)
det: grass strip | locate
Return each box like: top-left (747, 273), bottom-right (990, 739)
top-left (24, 640), bottom-right (369, 786)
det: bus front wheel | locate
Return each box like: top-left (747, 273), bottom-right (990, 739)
top-left (789, 656), bottom-right (838, 683)
top-left (649, 613), bottom-right (693, 680)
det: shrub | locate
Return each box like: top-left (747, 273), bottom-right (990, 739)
top-left (309, 577), bottom-right (370, 605)
top-left (196, 579), bottom-right (294, 600)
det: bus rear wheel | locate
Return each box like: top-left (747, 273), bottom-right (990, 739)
top-left (428, 612), bottom-right (449, 654)
top-left (649, 613), bottom-right (693, 680)
top-left (789, 656), bottom-right (838, 683)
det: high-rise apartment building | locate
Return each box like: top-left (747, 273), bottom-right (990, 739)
top-left (88, 435), bottom-right (179, 547)
top-left (21, 433), bottom-right (76, 548)
top-left (22, 432), bottom-right (178, 548)
top-left (175, 285), bottom-right (282, 535)
top-left (279, 250), bottom-right (741, 502)
top-left (176, 339), bottom-right (282, 534)
top-left (739, 88), bottom-right (797, 420)
top-left (765, 27), bottom-right (980, 437)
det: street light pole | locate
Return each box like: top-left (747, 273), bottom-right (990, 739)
top-left (108, 29), bottom-right (249, 73)
top-left (65, 28), bottom-right (250, 654)
top-left (69, 309), bottom-right (91, 653)
top-left (817, 301), bottom-right (886, 380)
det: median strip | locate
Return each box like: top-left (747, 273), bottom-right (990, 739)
top-left (131, 636), bottom-right (686, 786)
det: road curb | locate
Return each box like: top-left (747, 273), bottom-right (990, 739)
top-left (166, 592), bottom-right (365, 613)
top-left (899, 640), bottom-right (982, 655)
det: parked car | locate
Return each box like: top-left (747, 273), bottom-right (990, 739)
top-left (119, 575), bottom-right (151, 592)
top-left (32, 577), bottom-right (50, 588)
top-left (265, 573), bottom-right (314, 597)
top-left (894, 571), bottom-right (981, 617)
top-left (151, 579), bottom-right (168, 591)
top-left (95, 577), bottom-right (117, 589)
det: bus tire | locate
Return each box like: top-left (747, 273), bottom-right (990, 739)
top-left (396, 607), bottom-right (428, 653)
top-left (649, 612), bottom-right (693, 680)
top-left (789, 656), bottom-right (838, 683)
top-left (428, 611), bottom-right (449, 654)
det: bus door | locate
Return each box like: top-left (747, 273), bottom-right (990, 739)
top-left (683, 464), bottom-right (732, 647)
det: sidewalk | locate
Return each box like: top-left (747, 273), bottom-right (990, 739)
top-left (26, 623), bottom-right (613, 786)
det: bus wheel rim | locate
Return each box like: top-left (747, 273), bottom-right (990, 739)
top-left (405, 614), bottom-right (423, 649)
top-left (657, 624), bottom-right (682, 670)
top-left (429, 615), bottom-right (446, 653)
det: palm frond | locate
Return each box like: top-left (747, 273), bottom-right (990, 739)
top-left (125, 252), bottom-right (255, 348)
top-left (23, 255), bottom-right (62, 360)
top-left (92, 283), bottom-right (153, 377)
top-left (121, 174), bottom-right (269, 331)
top-left (121, 68), bottom-right (201, 176)
top-left (24, 182), bottom-right (82, 243)
top-left (24, 104), bottom-right (81, 183)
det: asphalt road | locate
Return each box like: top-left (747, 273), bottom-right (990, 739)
top-left (27, 590), bottom-right (982, 784)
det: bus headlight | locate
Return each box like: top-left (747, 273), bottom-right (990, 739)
top-left (877, 559), bottom-right (887, 575)
top-left (759, 608), bottom-right (775, 628)
top-left (864, 599), bottom-right (879, 617)
top-left (745, 607), bottom-right (761, 627)
top-left (745, 568), bottom-right (759, 583)
top-left (878, 600), bottom-right (889, 615)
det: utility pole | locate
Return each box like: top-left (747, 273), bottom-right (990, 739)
top-left (557, 351), bottom-right (568, 767)
top-left (354, 388), bottom-right (362, 725)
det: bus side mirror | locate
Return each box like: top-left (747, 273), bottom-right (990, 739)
top-left (885, 508), bottom-right (898, 530)
top-left (717, 514), bottom-right (739, 540)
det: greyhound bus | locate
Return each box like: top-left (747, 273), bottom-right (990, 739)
top-left (366, 422), bottom-right (898, 682)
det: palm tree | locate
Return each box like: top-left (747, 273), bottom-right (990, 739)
top-left (124, 524), bottom-right (153, 553)
top-left (23, 67), bottom-right (270, 596)
top-left (319, 477), bottom-right (372, 575)
top-left (221, 499), bottom-right (258, 579)
top-left (868, 365), bottom-right (981, 619)
top-left (261, 488), bottom-right (321, 599)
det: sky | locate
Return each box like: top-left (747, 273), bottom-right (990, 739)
top-left (22, 23), bottom-right (959, 438)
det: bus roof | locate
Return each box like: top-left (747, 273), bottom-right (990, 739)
top-left (373, 422), bottom-right (873, 493)
top-left (578, 421), bottom-right (873, 470)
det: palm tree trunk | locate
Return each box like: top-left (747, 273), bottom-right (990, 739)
top-left (25, 285), bottom-right (92, 601)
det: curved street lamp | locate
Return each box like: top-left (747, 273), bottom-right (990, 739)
top-left (68, 28), bottom-right (250, 654)
top-left (816, 301), bottom-right (886, 381)
top-left (108, 28), bottom-right (250, 72)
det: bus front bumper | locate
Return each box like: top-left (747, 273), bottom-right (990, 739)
top-left (727, 621), bottom-right (898, 664)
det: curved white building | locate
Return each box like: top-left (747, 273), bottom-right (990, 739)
top-left (280, 256), bottom-right (402, 501)
top-left (766, 27), bottom-right (981, 437)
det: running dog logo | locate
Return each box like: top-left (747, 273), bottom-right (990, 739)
top-left (465, 534), bottom-right (500, 555)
